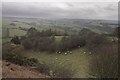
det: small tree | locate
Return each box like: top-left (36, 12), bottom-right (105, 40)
top-left (22, 39), bottom-right (32, 49)
top-left (26, 27), bottom-right (38, 37)
top-left (113, 27), bottom-right (120, 38)
top-left (11, 36), bottom-right (21, 44)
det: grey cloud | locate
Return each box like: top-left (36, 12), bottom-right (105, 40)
top-left (2, 2), bottom-right (118, 20)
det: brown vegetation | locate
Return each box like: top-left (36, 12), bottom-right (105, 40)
top-left (2, 60), bottom-right (48, 78)
top-left (89, 44), bottom-right (118, 78)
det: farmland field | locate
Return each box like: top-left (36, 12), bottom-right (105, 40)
top-left (2, 17), bottom-right (118, 38)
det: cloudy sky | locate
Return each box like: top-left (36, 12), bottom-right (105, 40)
top-left (2, 2), bottom-right (118, 20)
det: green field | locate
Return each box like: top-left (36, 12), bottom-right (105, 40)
top-left (2, 38), bottom-right (11, 44)
top-left (21, 48), bottom-right (91, 78)
top-left (9, 29), bottom-right (27, 37)
top-left (55, 36), bottom-right (63, 43)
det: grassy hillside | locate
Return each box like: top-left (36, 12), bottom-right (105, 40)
top-left (21, 48), bottom-right (91, 78)
top-left (2, 17), bottom-right (118, 78)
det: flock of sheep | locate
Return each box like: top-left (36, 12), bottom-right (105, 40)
top-left (56, 51), bottom-right (72, 55)
top-left (56, 50), bottom-right (92, 55)
top-left (55, 50), bottom-right (92, 61)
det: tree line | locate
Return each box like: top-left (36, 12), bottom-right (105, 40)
top-left (11, 27), bottom-right (108, 52)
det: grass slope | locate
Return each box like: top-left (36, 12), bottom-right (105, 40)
top-left (22, 48), bottom-right (91, 78)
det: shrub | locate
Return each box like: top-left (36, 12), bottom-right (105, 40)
top-left (113, 27), bottom-right (120, 38)
top-left (36, 62), bottom-right (50, 74)
top-left (3, 52), bottom-right (39, 66)
top-left (22, 39), bottom-right (33, 49)
top-left (2, 43), bottom-right (14, 54)
top-left (58, 36), bottom-right (86, 52)
top-left (49, 63), bottom-right (75, 78)
top-left (36, 62), bottom-right (75, 78)
top-left (10, 23), bottom-right (16, 26)
top-left (86, 34), bottom-right (107, 50)
top-left (11, 36), bottom-right (21, 44)
top-left (22, 36), bottom-right (57, 52)
top-left (2, 43), bottom-right (24, 54)
top-left (89, 44), bottom-right (118, 78)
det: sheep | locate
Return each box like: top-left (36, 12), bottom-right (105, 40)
top-left (83, 52), bottom-right (86, 54)
top-left (65, 52), bottom-right (67, 55)
top-left (58, 51), bottom-right (61, 54)
top-left (111, 39), bottom-right (114, 42)
top-left (66, 59), bottom-right (69, 61)
top-left (89, 52), bottom-right (92, 54)
top-left (70, 52), bottom-right (72, 54)
top-left (55, 58), bottom-right (58, 60)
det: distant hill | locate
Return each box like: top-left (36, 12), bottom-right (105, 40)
top-left (2, 16), bottom-right (118, 37)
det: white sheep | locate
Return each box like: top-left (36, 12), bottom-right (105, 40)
top-left (89, 52), bottom-right (92, 54)
top-left (55, 58), bottom-right (58, 60)
top-left (70, 52), bottom-right (72, 54)
top-left (58, 51), bottom-right (61, 54)
top-left (65, 53), bottom-right (67, 55)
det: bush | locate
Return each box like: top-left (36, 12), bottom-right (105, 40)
top-left (11, 36), bottom-right (21, 44)
top-left (89, 44), bottom-right (118, 78)
top-left (2, 43), bottom-right (24, 54)
top-left (22, 39), bottom-right (33, 49)
top-left (86, 34), bottom-right (107, 50)
top-left (22, 27), bottom-right (107, 53)
top-left (3, 52), bottom-right (75, 78)
top-left (10, 23), bottom-right (16, 26)
top-left (36, 62), bottom-right (75, 78)
top-left (58, 36), bottom-right (86, 52)
top-left (22, 36), bottom-right (57, 52)
top-left (3, 52), bottom-right (39, 66)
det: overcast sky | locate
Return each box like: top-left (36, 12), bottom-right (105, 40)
top-left (2, 2), bottom-right (118, 20)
